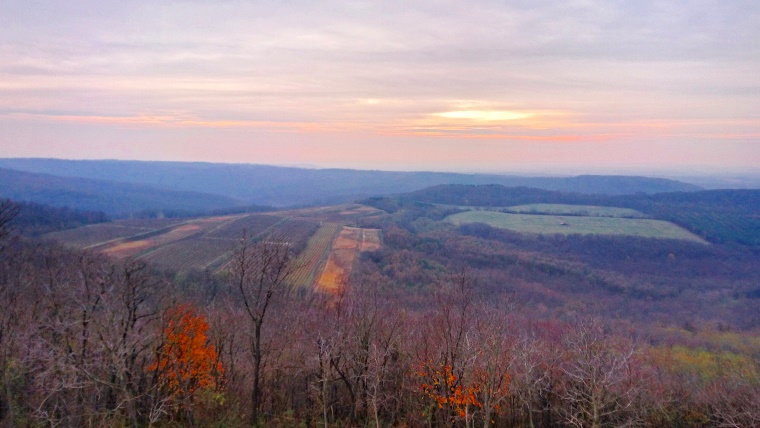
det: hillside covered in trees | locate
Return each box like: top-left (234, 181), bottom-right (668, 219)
top-left (0, 167), bottom-right (242, 216)
top-left (384, 184), bottom-right (760, 247)
top-left (0, 158), bottom-right (703, 211)
top-left (2, 186), bottom-right (760, 427)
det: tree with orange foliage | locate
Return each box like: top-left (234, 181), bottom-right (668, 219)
top-left (151, 304), bottom-right (224, 425)
top-left (416, 268), bottom-right (482, 427)
top-left (418, 361), bottom-right (482, 427)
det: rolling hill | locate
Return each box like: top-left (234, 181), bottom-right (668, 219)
top-left (0, 158), bottom-right (702, 208)
top-left (45, 204), bottom-right (385, 287)
top-left (366, 184), bottom-right (760, 246)
top-left (0, 167), bottom-right (242, 216)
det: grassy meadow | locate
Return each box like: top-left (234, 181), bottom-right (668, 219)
top-left (446, 210), bottom-right (708, 243)
top-left (503, 203), bottom-right (648, 218)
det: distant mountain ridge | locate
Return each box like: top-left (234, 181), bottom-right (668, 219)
top-left (0, 167), bottom-right (242, 216)
top-left (0, 158), bottom-right (702, 208)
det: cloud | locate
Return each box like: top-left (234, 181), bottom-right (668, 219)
top-left (432, 111), bottom-right (533, 121)
top-left (0, 0), bottom-right (758, 172)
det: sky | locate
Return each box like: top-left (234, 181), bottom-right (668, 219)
top-left (1, 0), bottom-right (758, 174)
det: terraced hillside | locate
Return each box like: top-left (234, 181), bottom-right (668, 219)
top-left (314, 227), bottom-right (382, 294)
top-left (46, 204), bottom-right (385, 287)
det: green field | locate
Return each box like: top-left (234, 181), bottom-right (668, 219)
top-left (503, 203), bottom-right (648, 218)
top-left (446, 211), bottom-right (708, 243)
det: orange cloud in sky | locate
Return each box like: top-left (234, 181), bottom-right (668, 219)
top-left (3, 109), bottom-right (758, 154)
top-left (395, 108), bottom-right (582, 138)
top-left (383, 131), bottom-right (615, 142)
top-left (432, 110), bottom-right (533, 121)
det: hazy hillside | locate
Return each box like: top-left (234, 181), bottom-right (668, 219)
top-left (2, 199), bottom-right (109, 236)
top-left (0, 167), bottom-right (242, 216)
top-left (0, 159), bottom-right (702, 207)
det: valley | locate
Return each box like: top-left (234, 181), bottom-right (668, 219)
top-left (3, 176), bottom-right (760, 427)
top-left (3, 0), bottom-right (758, 423)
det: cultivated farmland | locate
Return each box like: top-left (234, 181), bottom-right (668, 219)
top-left (315, 227), bottom-right (382, 294)
top-left (206, 214), bottom-right (283, 239)
top-left (274, 204), bottom-right (383, 224)
top-left (46, 205), bottom-right (385, 278)
top-left (139, 238), bottom-right (237, 272)
top-left (289, 223), bottom-right (341, 288)
top-left (47, 213), bottom-right (319, 272)
top-left (445, 210), bottom-right (708, 243)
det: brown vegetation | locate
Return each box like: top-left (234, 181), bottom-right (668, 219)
top-left (3, 198), bottom-right (760, 427)
top-left (102, 239), bottom-right (153, 257)
top-left (316, 227), bottom-right (382, 294)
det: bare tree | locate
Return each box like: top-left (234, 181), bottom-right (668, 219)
top-left (0, 232), bottom-right (35, 427)
top-left (559, 318), bottom-right (643, 428)
top-left (229, 232), bottom-right (294, 425)
top-left (0, 219), bottom-right (23, 381)
top-left (471, 301), bottom-right (514, 428)
top-left (361, 296), bottom-right (406, 428)
top-left (505, 324), bottom-right (565, 428)
top-left (91, 259), bottom-right (163, 427)
top-left (710, 369), bottom-right (760, 428)
top-left (309, 282), bottom-right (408, 426)
top-left (0, 200), bottom-right (19, 241)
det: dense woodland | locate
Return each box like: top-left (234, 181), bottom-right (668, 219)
top-left (5, 200), bottom-right (109, 236)
top-left (1, 193), bottom-right (760, 427)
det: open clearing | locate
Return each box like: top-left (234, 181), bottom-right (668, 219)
top-left (503, 203), bottom-right (648, 218)
top-left (446, 211), bottom-right (708, 243)
top-left (315, 227), bottom-right (382, 294)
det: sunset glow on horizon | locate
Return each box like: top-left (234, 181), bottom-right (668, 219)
top-left (1, 1), bottom-right (758, 174)
top-left (432, 111), bottom-right (533, 122)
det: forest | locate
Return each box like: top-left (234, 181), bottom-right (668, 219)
top-left (1, 192), bottom-right (760, 428)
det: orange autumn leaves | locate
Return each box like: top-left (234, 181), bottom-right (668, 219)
top-left (150, 304), bottom-right (224, 399)
top-left (419, 364), bottom-right (477, 413)
top-left (418, 362), bottom-right (509, 420)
